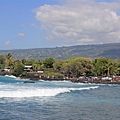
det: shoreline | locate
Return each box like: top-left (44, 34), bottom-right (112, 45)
top-left (21, 76), bottom-right (120, 85)
top-left (1, 74), bottom-right (120, 85)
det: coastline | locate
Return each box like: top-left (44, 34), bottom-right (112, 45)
top-left (1, 74), bottom-right (120, 85)
top-left (20, 75), bottom-right (120, 85)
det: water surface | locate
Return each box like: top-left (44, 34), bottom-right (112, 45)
top-left (0, 76), bottom-right (120, 120)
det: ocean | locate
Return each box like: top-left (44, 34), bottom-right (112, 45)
top-left (0, 75), bottom-right (120, 120)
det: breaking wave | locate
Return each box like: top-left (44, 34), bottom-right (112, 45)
top-left (0, 85), bottom-right (99, 98)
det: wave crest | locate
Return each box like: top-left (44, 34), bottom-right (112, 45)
top-left (0, 86), bottom-right (99, 98)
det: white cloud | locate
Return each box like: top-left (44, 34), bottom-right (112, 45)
top-left (4, 41), bottom-right (10, 45)
top-left (17, 33), bottom-right (26, 37)
top-left (31, 23), bottom-right (36, 27)
top-left (0, 41), bottom-right (11, 47)
top-left (34, 0), bottom-right (120, 45)
top-left (31, 23), bottom-right (39, 29)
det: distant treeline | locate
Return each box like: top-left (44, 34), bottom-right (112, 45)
top-left (0, 53), bottom-right (120, 78)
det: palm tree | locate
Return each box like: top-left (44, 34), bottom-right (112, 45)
top-left (5, 53), bottom-right (14, 71)
top-left (33, 63), bottom-right (41, 72)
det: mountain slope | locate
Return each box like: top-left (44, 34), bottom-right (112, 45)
top-left (0, 43), bottom-right (120, 60)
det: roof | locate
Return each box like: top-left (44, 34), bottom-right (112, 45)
top-left (24, 66), bottom-right (32, 68)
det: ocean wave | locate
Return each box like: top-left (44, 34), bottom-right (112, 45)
top-left (0, 86), bottom-right (99, 98)
top-left (5, 75), bottom-right (17, 79)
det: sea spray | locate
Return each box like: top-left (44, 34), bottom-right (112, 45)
top-left (0, 86), bottom-right (99, 98)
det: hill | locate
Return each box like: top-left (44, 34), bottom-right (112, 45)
top-left (0, 43), bottom-right (120, 60)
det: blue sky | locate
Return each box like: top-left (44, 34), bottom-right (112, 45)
top-left (0, 0), bottom-right (120, 50)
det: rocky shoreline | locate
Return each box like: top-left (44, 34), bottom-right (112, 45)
top-left (20, 76), bottom-right (120, 85)
top-left (70, 79), bottom-right (120, 84)
top-left (1, 72), bottom-right (120, 85)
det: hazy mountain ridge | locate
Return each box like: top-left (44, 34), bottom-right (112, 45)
top-left (0, 43), bottom-right (120, 60)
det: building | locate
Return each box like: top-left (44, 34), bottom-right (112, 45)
top-left (4, 67), bottom-right (11, 72)
top-left (24, 66), bottom-right (33, 72)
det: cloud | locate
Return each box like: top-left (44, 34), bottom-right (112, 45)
top-left (31, 23), bottom-right (36, 27)
top-left (17, 33), bottom-right (26, 37)
top-left (34, 0), bottom-right (120, 45)
top-left (0, 41), bottom-right (11, 47)
top-left (4, 41), bottom-right (10, 45)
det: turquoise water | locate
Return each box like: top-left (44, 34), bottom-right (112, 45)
top-left (0, 75), bottom-right (120, 120)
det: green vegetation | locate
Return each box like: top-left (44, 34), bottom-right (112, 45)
top-left (0, 53), bottom-right (120, 78)
top-left (43, 71), bottom-right (64, 78)
top-left (0, 43), bottom-right (120, 60)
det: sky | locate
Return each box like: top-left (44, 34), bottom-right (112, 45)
top-left (0, 0), bottom-right (120, 50)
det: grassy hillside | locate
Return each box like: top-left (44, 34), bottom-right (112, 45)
top-left (0, 43), bottom-right (120, 60)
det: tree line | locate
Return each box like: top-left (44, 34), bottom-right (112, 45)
top-left (0, 53), bottom-right (120, 78)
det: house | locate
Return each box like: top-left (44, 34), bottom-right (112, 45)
top-left (4, 67), bottom-right (11, 72)
top-left (24, 65), bottom-right (33, 72)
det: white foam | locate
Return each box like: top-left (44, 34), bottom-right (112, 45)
top-left (5, 75), bottom-right (17, 79)
top-left (0, 86), bottom-right (99, 98)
